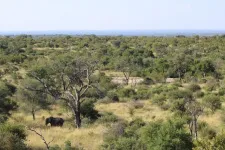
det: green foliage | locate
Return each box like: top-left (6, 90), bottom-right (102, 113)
top-left (198, 121), bottom-right (216, 139)
top-left (117, 88), bottom-right (136, 98)
top-left (202, 94), bottom-right (221, 112)
top-left (80, 98), bottom-right (99, 120)
top-left (0, 124), bottom-right (27, 150)
top-left (152, 94), bottom-right (166, 105)
top-left (187, 84), bottom-right (201, 92)
top-left (140, 120), bottom-right (193, 150)
top-left (218, 88), bottom-right (225, 96)
top-left (195, 132), bottom-right (225, 150)
top-left (193, 91), bottom-right (205, 98)
top-left (107, 90), bottom-right (119, 102)
top-left (169, 89), bottom-right (192, 100)
top-left (97, 112), bottom-right (118, 124)
top-left (205, 78), bottom-right (219, 91)
top-left (0, 81), bottom-right (18, 122)
top-left (102, 119), bottom-right (192, 150)
top-left (102, 119), bottom-right (145, 150)
top-left (135, 88), bottom-right (151, 100)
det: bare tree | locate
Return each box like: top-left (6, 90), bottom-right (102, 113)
top-left (27, 127), bottom-right (54, 150)
top-left (28, 56), bottom-right (97, 128)
top-left (116, 58), bottom-right (136, 85)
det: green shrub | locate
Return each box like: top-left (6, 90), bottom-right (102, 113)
top-left (0, 124), bottom-right (27, 150)
top-left (198, 121), bottom-right (216, 139)
top-left (205, 79), bottom-right (219, 91)
top-left (102, 119), bottom-right (145, 150)
top-left (81, 98), bottom-right (100, 120)
top-left (152, 94), bottom-right (166, 105)
top-left (194, 91), bottom-right (204, 98)
top-left (135, 88), bottom-right (151, 100)
top-left (107, 91), bottom-right (119, 102)
top-left (118, 88), bottom-right (136, 98)
top-left (97, 112), bottom-right (118, 124)
top-left (140, 120), bottom-right (193, 150)
top-left (202, 94), bottom-right (221, 112)
top-left (50, 145), bottom-right (61, 150)
top-left (218, 88), bottom-right (225, 96)
top-left (169, 89), bottom-right (192, 100)
top-left (187, 84), bottom-right (201, 92)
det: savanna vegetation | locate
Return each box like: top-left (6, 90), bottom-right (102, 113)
top-left (1, 34), bottom-right (225, 149)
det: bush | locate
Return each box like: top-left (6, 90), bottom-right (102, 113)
top-left (117, 88), bottom-right (136, 98)
top-left (81, 98), bottom-right (100, 120)
top-left (218, 88), bottom-right (225, 96)
top-left (107, 91), bottom-right (119, 102)
top-left (187, 84), bottom-right (201, 92)
top-left (205, 79), bottom-right (219, 91)
top-left (102, 119), bottom-right (145, 150)
top-left (202, 94), bottom-right (221, 112)
top-left (194, 91), bottom-right (204, 98)
top-left (140, 120), bottom-right (193, 150)
top-left (135, 88), bottom-right (151, 100)
top-left (169, 89), bottom-right (192, 100)
top-left (152, 94), bottom-right (166, 105)
top-left (195, 132), bottom-right (225, 150)
top-left (97, 112), bottom-right (118, 124)
top-left (0, 124), bottom-right (27, 150)
top-left (198, 122), bottom-right (216, 139)
top-left (143, 77), bottom-right (154, 85)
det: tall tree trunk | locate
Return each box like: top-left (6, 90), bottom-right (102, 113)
top-left (71, 102), bottom-right (81, 128)
top-left (32, 109), bottom-right (36, 120)
top-left (193, 116), bottom-right (198, 139)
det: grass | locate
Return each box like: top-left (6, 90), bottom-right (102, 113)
top-left (6, 78), bottom-right (225, 149)
top-left (26, 125), bottom-right (105, 150)
top-left (8, 107), bottom-right (106, 150)
top-left (95, 100), bottom-right (172, 122)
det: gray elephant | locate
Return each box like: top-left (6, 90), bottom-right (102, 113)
top-left (45, 117), bottom-right (64, 127)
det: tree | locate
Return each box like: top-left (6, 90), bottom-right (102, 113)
top-left (28, 55), bottom-right (97, 128)
top-left (0, 81), bottom-right (18, 122)
top-left (115, 57), bottom-right (137, 85)
top-left (197, 59), bottom-right (215, 78)
top-left (17, 79), bottom-right (49, 120)
top-left (185, 97), bottom-right (204, 140)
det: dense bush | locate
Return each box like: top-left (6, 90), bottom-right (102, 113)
top-left (0, 81), bottom-right (18, 122)
top-left (102, 119), bottom-right (193, 150)
top-left (97, 112), bottom-right (119, 124)
top-left (140, 120), bottom-right (193, 150)
top-left (195, 132), bottom-right (225, 150)
top-left (187, 84), bottom-right (201, 92)
top-left (107, 90), bottom-right (119, 102)
top-left (152, 94), bottom-right (166, 105)
top-left (117, 88), bottom-right (136, 98)
top-left (0, 124), bottom-right (27, 150)
top-left (193, 91), bottom-right (204, 98)
top-left (135, 88), bottom-right (151, 100)
top-left (80, 98), bottom-right (100, 120)
top-left (169, 89), bottom-right (192, 100)
top-left (202, 94), bottom-right (221, 112)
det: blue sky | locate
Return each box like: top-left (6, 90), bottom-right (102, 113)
top-left (0, 0), bottom-right (225, 31)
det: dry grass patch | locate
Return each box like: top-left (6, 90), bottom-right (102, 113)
top-left (95, 101), bottom-right (171, 122)
top-left (8, 109), bottom-right (106, 150)
top-left (26, 125), bottom-right (106, 150)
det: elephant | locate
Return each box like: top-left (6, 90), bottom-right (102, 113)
top-left (45, 117), bottom-right (64, 127)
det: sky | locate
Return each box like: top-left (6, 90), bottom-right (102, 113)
top-left (0, 0), bottom-right (225, 31)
